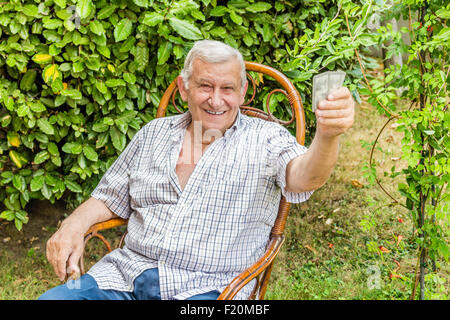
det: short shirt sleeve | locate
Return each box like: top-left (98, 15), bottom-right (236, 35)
top-left (265, 123), bottom-right (314, 203)
top-left (91, 129), bottom-right (143, 219)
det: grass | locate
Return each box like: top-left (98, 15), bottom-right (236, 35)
top-left (0, 96), bottom-right (448, 300)
top-left (265, 98), bottom-right (448, 300)
top-left (0, 251), bottom-right (59, 300)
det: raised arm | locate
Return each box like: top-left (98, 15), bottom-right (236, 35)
top-left (46, 197), bottom-right (117, 281)
top-left (286, 87), bottom-right (355, 193)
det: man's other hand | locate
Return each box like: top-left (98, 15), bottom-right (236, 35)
top-left (315, 87), bottom-right (355, 138)
top-left (46, 220), bottom-right (85, 281)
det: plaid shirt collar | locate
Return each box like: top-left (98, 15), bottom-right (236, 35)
top-left (169, 109), bottom-right (243, 140)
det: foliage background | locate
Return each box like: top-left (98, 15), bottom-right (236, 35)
top-left (0, 0), bottom-right (373, 229)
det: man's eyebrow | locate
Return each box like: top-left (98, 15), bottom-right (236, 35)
top-left (221, 83), bottom-right (236, 87)
top-left (195, 78), bottom-right (237, 88)
top-left (196, 78), bottom-right (213, 84)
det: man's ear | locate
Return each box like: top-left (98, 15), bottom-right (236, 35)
top-left (177, 76), bottom-right (188, 101)
top-left (240, 80), bottom-right (249, 106)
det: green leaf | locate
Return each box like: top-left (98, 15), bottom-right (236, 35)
top-left (62, 142), bottom-right (82, 154)
top-left (47, 142), bottom-right (59, 156)
top-left (110, 126), bottom-right (126, 151)
top-left (120, 36), bottom-right (136, 53)
top-left (15, 210), bottom-right (28, 223)
top-left (72, 61), bottom-right (84, 73)
top-left (114, 18), bottom-right (133, 42)
top-left (168, 17), bottom-right (202, 40)
top-left (15, 219), bottom-right (23, 231)
top-left (92, 121), bottom-right (108, 133)
top-left (246, 2), bottom-right (272, 13)
top-left (134, 42), bottom-right (149, 72)
top-left (41, 183), bottom-right (52, 199)
top-left (22, 4), bottom-right (39, 17)
top-left (20, 70), bottom-right (37, 91)
top-left (51, 156), bottom-right (62, 167)
top-left (77, 0), bottom-right (93, 20)
top-left (97, 45), bottom-right (110, 58)
top-left (43, 19), bottom-right (63, 30)
top-left (43, 64), bottom-right (62, 84)
top-left (60, 89), bottom-right (82, 99)
top-left (94, 80), bottom-right (107, 95)
top-left (97, 5), bottom-right (117, 19)
top-left (89, 20), bottom-right (105, 35)
top-left (12, 175), bottom-right (26, 192)
top-left (83, 145), bottom-right (98, 161)
top-left (65, 179), bottom-right (82, 193)
top-left (37, 118), bottom-right (55, 135)
top-left (157, 41), bottom-right (172, 65)
top-left (210, 6), bottom-right (228, 16)
top-left (436, 9), bottom-right (450, 19)
top-left (9, 150), bottom-right (27, 169)
top-left (123, 73), bottom-right (136, 84)
top-left (105, 79), bottom-right (126, 87)
top-left (30, 175), bottom-right (45, 192)
top-left (7, 132), bottom-right (21, 147)
top-left (435, 27), bottom-right (450, 41)
top-left (34, 150), bottom-right (50, 164)
top-left (142, 12), bottom-right (164, 27)
top-left (1, 210), bottom-right (15, 221)
top-left (96, 132), bottom-right (109, 148)
top-left (85, 56), bottom-right (101, 71)
top-left (229, 10), bottom-right (243, 25)
top-left (132, 0), bottom-right (148, 8)
top-left (29, 101), bottom-right (46, 113)
top-left (54, 0), bottom-right (66, 8)
top-left (210, 26), bottom-right (227, 38)
top-left (17, 104), bottom-right (30, 118)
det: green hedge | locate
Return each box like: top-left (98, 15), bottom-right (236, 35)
top-left (0, 0), bottom-right (373, 229)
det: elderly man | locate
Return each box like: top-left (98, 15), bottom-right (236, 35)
top-left (39, 40), bottom-right (354, 300)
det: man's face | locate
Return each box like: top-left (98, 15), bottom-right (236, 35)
top-left (178, 58), bottom-right (247, 135)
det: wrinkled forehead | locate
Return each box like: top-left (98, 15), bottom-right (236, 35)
top-left (190, 58), bottom-right (243, 85)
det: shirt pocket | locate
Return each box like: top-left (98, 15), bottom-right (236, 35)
top-left (129, 170), bottom-right (175, 208)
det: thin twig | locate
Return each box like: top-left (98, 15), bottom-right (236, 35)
top-left (311, 4), bottom-right (342, 49)
top-left (369, 115), bottom-right (408, 209)
top-left (436, 64), bottom-right (450, 97)
top-left (410, 245), bottom-right (424, 300)
top-left (343, 11), bottom-right (397, 117)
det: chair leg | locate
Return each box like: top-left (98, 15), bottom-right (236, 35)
top-left (258, 262), bottom-right (275, 300)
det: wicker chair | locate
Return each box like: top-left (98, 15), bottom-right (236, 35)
top-left (81, 61), bottom-right (306, 300)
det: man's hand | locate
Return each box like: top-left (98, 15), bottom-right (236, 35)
top-left (45, 197), bottom-right (116, 281)
top-left (315, 87), bottom-right (355, 139)
top-left (46, 220), bottom-right (85, 281)
top-left (285, 87), bottom-right (355, 193)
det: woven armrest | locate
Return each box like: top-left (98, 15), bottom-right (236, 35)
top-left (80, 218), bottom-right (128, 274)
top-left (217, 234), bottom-right (285, 300)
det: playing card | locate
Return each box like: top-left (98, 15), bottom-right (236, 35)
top-left (312, 71), bottom-right (346, 111)
top-left (312, 73), bottom-right (328, 112)
top-left (328, 71), bottom-right (346, 92)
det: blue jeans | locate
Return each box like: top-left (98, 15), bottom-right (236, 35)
top-left (38, 268), bottom-right (220, 300)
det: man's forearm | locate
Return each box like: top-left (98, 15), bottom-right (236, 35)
top-left (60, 197), bottom-right (117, 234)
top-left (286, 131), bottom-right (340, 192)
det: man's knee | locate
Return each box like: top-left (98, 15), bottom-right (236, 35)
top-left (38, 274), bottom-right (98, 300)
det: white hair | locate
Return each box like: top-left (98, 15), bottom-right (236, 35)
top-left (180, 40), bottom-right (247, 91)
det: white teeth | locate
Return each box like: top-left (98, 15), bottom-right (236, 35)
top-left (205, 110), bottom-right (225, 115)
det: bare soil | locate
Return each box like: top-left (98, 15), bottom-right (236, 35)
top-left (0, 199), bottom-right (68, 261)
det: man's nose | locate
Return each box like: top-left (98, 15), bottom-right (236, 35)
top-left (208, 90), bottom-right (223, 108)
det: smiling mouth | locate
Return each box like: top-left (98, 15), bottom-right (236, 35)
top-left (204, 110), bottom-right (226, 115)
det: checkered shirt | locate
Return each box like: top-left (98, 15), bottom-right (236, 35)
top-left (88, 110), bottom-right (313, 300)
